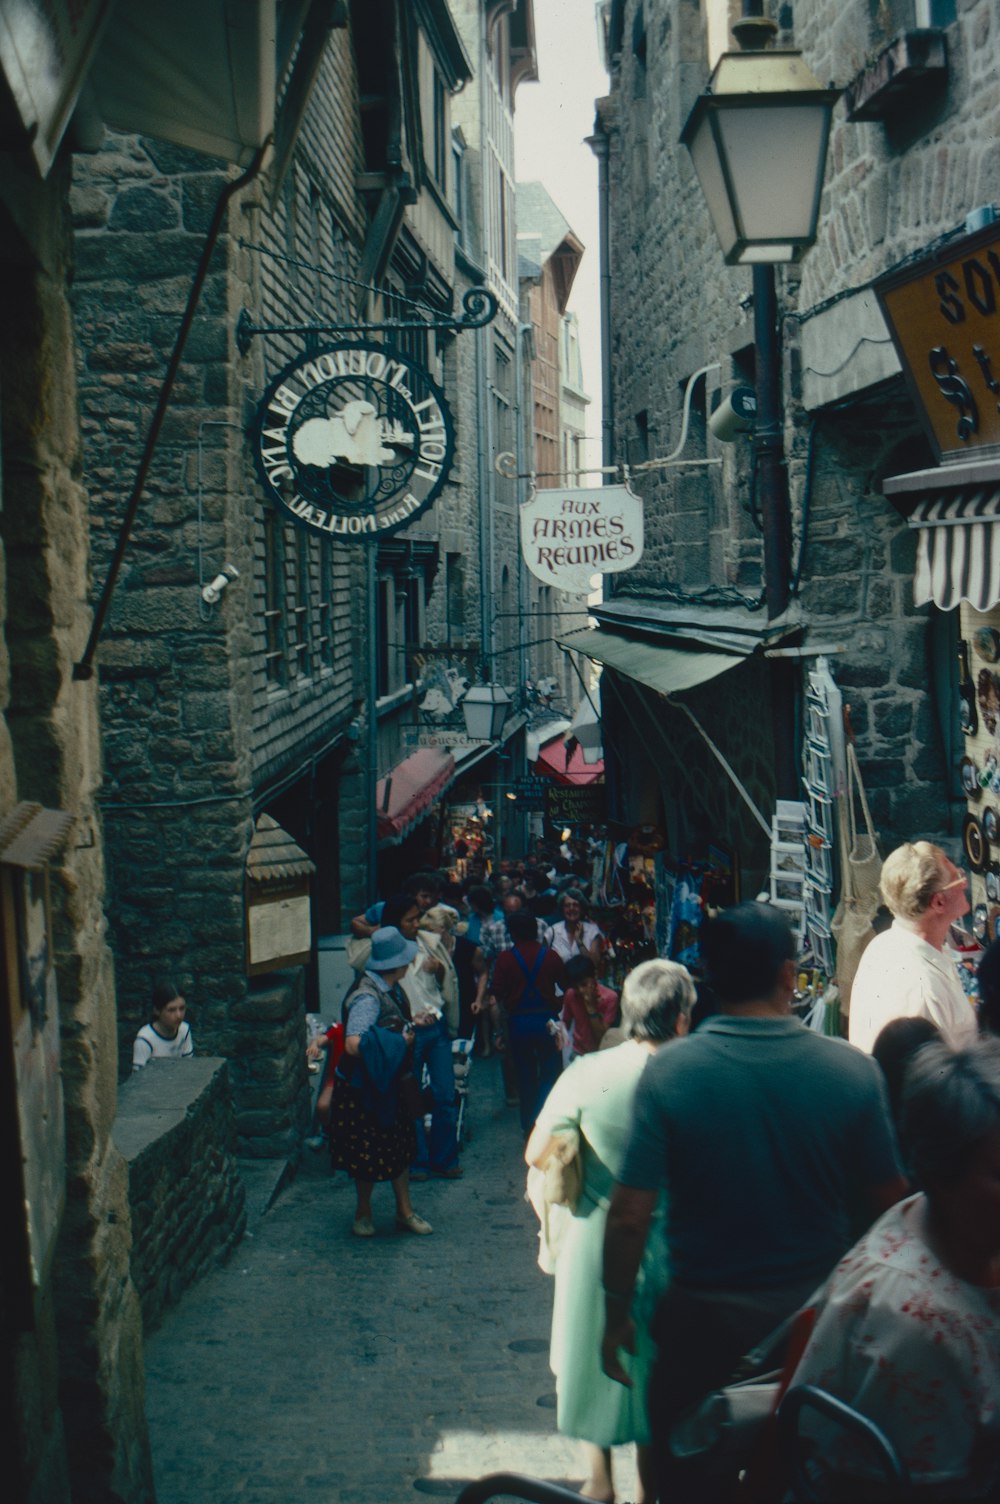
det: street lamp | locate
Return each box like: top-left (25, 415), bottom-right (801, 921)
top-left (461, 682), bottom-right (512, 741)
top-left (681, 1), bottom-right (838, 794)
top-left (681, 46), bottom-right (838, 267)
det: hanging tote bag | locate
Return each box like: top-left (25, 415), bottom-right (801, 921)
top-left (831, 744), bottom-right (883, 1015)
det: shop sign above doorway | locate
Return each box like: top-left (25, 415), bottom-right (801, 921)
top-left (251, 342), bottom-right (456, 539)
top-left (519, 485), bottom-right (643, 594)
top-left (876, 220), bottom-right (1000, 463)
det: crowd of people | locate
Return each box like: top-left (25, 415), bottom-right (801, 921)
top-left (136, 838), bottom-right (1000, 1500)
top-left (307, 855), bottom-right (619, 1239)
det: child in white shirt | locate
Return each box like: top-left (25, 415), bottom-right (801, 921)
top-left (133, 981), bottom-right (194, 1070)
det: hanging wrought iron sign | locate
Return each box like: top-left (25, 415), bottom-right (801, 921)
top-left (252, 341), bottom-right (456, 538)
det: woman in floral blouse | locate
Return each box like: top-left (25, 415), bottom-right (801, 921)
top-left (789, 1037), bottom-right (1000, 1499)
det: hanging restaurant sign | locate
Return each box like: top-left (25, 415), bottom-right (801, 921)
top-left (252, 342), bottom-right (455, 539)
top-left (876, 221), bottom-right (1000, 463)
top-left (519, 485), bottom-right (643, 594)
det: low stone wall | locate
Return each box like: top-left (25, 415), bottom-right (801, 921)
top-left (113, 1057), bottom-right (247, 1332)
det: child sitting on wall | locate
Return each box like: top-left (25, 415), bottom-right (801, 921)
top-left (132, 980), bottom-right (194, 1071)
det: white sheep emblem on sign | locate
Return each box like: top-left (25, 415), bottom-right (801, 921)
top-left (292, 400), bottom-right (395, 469)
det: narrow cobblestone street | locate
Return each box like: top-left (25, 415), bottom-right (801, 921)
top-left (143, 1059), bottom-right (640, 1503)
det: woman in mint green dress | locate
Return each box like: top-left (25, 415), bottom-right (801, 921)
top-left (526, 959), bottom-right (695, 1504)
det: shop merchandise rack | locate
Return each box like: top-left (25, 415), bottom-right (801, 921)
top-left (768, 664), bottom-right (842, 972)
top-left (801, 665), bottom-right (840, 973)
top-left (770, 798), bottom-right (807, 946)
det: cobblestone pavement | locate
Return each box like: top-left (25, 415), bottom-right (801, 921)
top-left (143, 1058), bottom-right (640, 1504)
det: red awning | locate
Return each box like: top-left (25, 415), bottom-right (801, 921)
top-left (534, 737), bottom-right (604, 786)
top-left (376, 748), bottom-right (455, 845)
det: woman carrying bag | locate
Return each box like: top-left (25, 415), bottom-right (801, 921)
top-left (328, 926), bottom-right (435, 1238)
top-left (525, 960), bottom-right (696, 1504)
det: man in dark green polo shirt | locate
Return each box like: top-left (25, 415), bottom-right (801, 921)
top-left (601, 901), bottom-right (907, 1502)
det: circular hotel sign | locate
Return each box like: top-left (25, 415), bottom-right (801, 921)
top-left (252, 342), bottom-right (455, 538)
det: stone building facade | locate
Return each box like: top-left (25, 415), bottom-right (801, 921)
top-left (70, 5), bottom-right (488, 1151)
top-left (518, 179), bottom-right (591, 698)
top-left (591, 0), bottom-right (988, 894)
top-left (0, 0), bottom-right (327, 1492)
top-left (0, 147), bottom-right (153, 1504)
top-left (70, 0), bottom-right (589, 1149)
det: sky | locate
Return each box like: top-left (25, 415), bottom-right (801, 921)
top-left (514, 0), bottom-right (609, 478)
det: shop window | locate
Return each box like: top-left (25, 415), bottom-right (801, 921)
top-left (317, 536), bottom-right (334, 669)
top-left (382, 280), bottom-right (429, 370)
top-left (263, 510), bottom-right (285, 687)
top-left (446, 552), bottom-right (465, 644)
top-left (432, 69), bottom-right (449, 191)
top-left (376, 577), bottom-right (392, 698)
top-left (452, 135), bottom-right (465, 235)
top-left (632, 5), bottom-right (647, 98)
top-left (499, 564), bottom-right (515, 667)
top-left (289, 528), bottom-right (312, 680)
top-left (633, 409), bottom-right (650, 465)
top-left (403, 573), bottom-right (425, 653)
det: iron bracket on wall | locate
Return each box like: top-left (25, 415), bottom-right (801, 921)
top-left (234, 284), bottom-right (499, 356)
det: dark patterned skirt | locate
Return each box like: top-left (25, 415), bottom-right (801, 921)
top-left (329, 1074), bottom-right (416, 1182)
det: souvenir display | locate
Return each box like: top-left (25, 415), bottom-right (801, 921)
top-left (975, 626), bottom-right (1000, 663)
top-left (961, 755), bottom-right (982, 800)
top-left (973, 902), bottom-right (989, 942)
top-left (958, 640), bottom-right (978, 736)
top-left (963, 811), bottom-right (987, 873)
top-left (977, 668), bottom-right (1000, 735)
top-left (986, 808), bottom-right (1000, 846)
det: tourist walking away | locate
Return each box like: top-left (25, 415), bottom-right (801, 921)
top-left (849, 840), bottom-right (977, 1052)
top-left (329, 926), bottom-right (434, 1237)
top-left (492, 909), bottom-right (566, 1133)
top-left (602, 902), bottom-right (907, 1503)
top-left (790, 1037), bottom-right (1000, 1499)
top-left (132, 980), bottom-right (194, 1070)
top-left (480, 889), bottom-right (543, 1102)
top-left (527, 959), bottom-right (695, 1504)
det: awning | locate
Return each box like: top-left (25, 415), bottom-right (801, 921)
top-left (558, 626), bottom-right (744, 698)
top-left (534, 738), bottom-right (604, 785)
top-left (376, 748), bottom-right (455, 847)
top-left (568, 685), bottom-right (603, 764)
top-left (526, 719), bottom-right (571, 763)
top-left (907, 487), bottom-right (1000, 612)
top-left (88, 0), bottom-right (276, 167)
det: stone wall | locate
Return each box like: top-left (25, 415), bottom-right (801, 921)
top-left (70, 42), bottom-right (363, 1148)
top-left (0, 153), bottom-right (153, 1503)
top-left (113, 1058), bottom-right (246, 1332)
top-left (600, 0), bottom-right (976, 851)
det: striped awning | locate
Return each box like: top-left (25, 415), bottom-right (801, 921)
top-left (909, 487), bottom-right (1000, 611)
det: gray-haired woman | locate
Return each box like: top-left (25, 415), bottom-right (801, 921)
top-left (546, 887), bottom-right (605, 971)
top-left (790, 1036), bottom-right (1000, 1498)
top-left (525, 959), bottom-right (696, 1504)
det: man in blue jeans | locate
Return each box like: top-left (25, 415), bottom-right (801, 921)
top-left (408, 1012), bottom-right (461, 1179)
top-left (492, 910), bottom-right (566, 1133)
